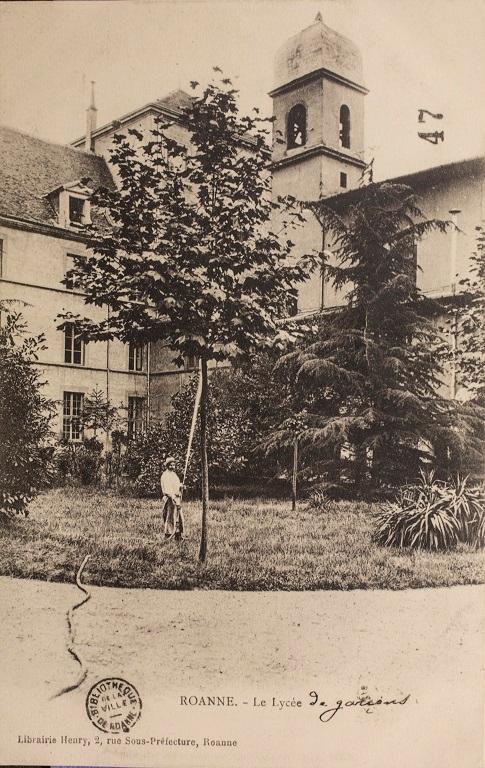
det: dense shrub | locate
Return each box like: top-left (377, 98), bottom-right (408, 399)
top-left (134, 455), bottom-right (165, 497)
top-left (51, 442), bottom-right (76, 483)
top-left (73, 445), bottom-right (103, 485)
top-left (374, 472), bottom-right (485, 550)
top-left (126, 353), bottom-right (321, 498)
top-left (125, 425), bottom-right (168, 496)
top-left (0, 305), bottom-right (55, 516)
top-left (126, 372), bottom-right (257, 496)
top-left (52, 438), bottom-right (105, 487)
top-left (83, 436), bottom-right (104, 454)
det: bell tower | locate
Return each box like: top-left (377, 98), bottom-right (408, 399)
top-left (271, 14), bottom-right (368, 200)
top-left (270, 15), bottom-right (368, 312)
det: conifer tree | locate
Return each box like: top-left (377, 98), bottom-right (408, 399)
top-left (83, 385), bottom-right (120, 440)
top-left (280, 180), bottom-right (481, 491)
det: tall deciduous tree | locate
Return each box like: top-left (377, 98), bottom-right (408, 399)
top-left (59, 74), bottom-right (310, 561)
top-left (279, 181), bottom-right (482, 491)
top-left (0, 303), bottom-right (54, 516)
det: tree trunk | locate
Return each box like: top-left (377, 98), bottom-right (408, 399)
top-left (353, 441), bottom-right (367, 492)
top-left (198, 357), bottom-right (209, 563)
top-left (291, 436), bottom-right (298, 511)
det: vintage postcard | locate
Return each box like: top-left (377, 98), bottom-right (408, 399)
top-left (0, 0), bottom-right (484, 766)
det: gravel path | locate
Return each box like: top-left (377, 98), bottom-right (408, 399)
top-left (1, 576), bottom-right (483, 768)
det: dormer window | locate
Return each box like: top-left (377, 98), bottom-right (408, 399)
top-left (287, 104), bottom-right (307, 149)
top-left (69, 195), bottom-right (85, 226)
top-left (64, 190), bottom-right (91, 229)
top-left (45, 178), bottom-right (92, 230)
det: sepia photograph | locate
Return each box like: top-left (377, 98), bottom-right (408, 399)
top-left (0, 0), bottom-right (484, 766)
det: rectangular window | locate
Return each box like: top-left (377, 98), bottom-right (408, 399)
top-left (340, 172), bottom-right (348, 189)
top-left (286, 294), bottom-right (298, 317)
top-left (69, 196), bottom-right (85, 226)
top-left (63, 392), bottom-right (84, 442)
top-left (128, 343), bottom-right (144, 371)
top-left (127, 396), bottom-right (145, 439)
top-left (184, 353), bottom-right (199, 371)
top-left (64, 324), bottom-right (84, 365)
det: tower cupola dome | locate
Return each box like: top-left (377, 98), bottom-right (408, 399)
top-left (270, 15), bottom-right (368, 315)
top-left (273, 14), bottom-right (364, 91)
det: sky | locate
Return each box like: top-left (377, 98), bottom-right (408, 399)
top-left (0, 0), bottom-right (484, 181)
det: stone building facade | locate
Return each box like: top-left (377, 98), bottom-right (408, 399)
top-left (0, 90), bottom-right (229, 442)
top-left (0, 126), bottom-right (149, 444)
top-left (1, 15), bottom-right (483, 443)
top-left (270, 16), bottom-right (485, 318)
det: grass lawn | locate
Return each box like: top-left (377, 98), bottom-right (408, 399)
top-left (1, 487), bottom-right (484, 590)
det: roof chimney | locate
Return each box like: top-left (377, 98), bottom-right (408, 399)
top-left (85, 81), bottom-right (97, 152)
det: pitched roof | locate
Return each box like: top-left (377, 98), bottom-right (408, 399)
top-left (322, 156), bottom-right (485, 209)
top-left (71, 89), bottom-right (195, 148)
top-left (0, 125), bottom-right (114, 228)
top-left (385, 155), bottom-right (485, 190)
top-left (71, 87), bottom-right (264, 155)
top-left (155, 88), bottom-right (195, 113)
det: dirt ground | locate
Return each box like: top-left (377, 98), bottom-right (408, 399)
top-left (1, 576), bottom-right (484, 768)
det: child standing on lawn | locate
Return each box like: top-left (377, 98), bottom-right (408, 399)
top-left (160, 456), bottom-right (184, 539)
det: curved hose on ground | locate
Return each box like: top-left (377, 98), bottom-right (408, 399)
top-left (51, 554), bottom-right (91, 699)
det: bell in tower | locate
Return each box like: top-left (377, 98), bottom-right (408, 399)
top-left (270, 14), bottom-right (368, 200)
top-left (270, 16), bottom-right (369, 314)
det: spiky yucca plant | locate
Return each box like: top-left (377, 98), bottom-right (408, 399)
top-left (374, 471), bottom-right (485, 550)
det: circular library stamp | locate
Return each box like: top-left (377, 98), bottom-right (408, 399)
top-left (86, 677), bottom-right (142, 733)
